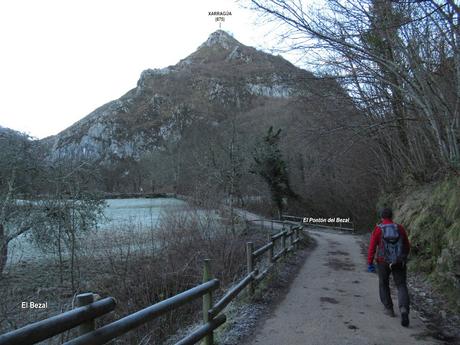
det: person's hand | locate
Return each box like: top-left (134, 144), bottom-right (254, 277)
top-left (367, 263), bottom-right (376, 273)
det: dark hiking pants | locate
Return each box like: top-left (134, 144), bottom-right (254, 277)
top-left (377, 262), bottom-right (410, 312)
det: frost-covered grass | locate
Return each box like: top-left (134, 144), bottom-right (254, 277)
top-left (0, 203), bottom-right (259, 342)
top-left (5, 198), bottom-right (191, 267)
top-left (99, 198), bottom-right (188, 230)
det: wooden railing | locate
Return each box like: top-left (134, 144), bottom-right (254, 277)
top-left (245, 218), bottom-right (296, 232)
top-left (0, 294), bottom-right (117, 345)
top-left (0, 222), bottom-right (305, 345)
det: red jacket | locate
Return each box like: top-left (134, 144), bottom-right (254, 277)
top-left (367, 218), bottom-right (410, 265)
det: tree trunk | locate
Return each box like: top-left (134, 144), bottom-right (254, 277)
top-left (58, 223), bottom-right (64, 285)
top-left (70, 219), bottom-right (76, 292)
top-left (0, 224), bottom-right (9, 276)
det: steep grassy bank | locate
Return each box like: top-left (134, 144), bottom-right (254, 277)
top-left (387, 175), bottom-right (460, 311)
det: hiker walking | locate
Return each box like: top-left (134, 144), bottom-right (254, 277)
top-left (367, 207), bottom-right (411, 327)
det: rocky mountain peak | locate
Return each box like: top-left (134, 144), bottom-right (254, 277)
top-left (199, 30), bottom-right (239, 50)
top-left (182, 30), bottom-right (289, 70)
top-left (43, 30), bottom-right (344, 163)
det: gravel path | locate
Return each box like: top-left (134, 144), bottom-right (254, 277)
top-left (247, 228), bottom-right (441, 345)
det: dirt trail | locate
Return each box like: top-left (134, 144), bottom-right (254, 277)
top-left (247, 228), bottom-right (440, 345)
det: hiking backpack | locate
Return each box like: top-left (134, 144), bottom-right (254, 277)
top-left (378, 223), bottom-right (406, 264)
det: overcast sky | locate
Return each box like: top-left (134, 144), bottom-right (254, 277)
top-left (0, 0), bottom-right (306, 139)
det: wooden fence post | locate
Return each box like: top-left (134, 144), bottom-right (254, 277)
top-left (281, 231), bottom-right (286, 256)
top-left (293, 227), bottom-right (297, 250)
top-left (268, 233), bottom-right (274, 263)
top-left (289, 225), bottom-right (294, 248)
top-left (75, 293), bottom-right (95, 335)
top-left (202, 259), bottom-right (213, 345)
top-left (271, 220), bottom-right (274, 232)
top-left (294, 227), bottom-right (300, 250)
top-left (247, 242), bottom-right (254, 295)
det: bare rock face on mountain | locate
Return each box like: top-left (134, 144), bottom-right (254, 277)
top-left (42, 30), bottom-right (353, 162)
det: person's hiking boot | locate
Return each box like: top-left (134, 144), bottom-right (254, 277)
top-left (384, 307), bottom-right (395, 317)
top-left (400, 308), bottom-right (409, 327)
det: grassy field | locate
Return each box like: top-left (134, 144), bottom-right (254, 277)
top-left (0, 201), bottom-right (263, 344)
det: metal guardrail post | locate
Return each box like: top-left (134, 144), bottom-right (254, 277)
top-left (246, 242), bottom-right (254, 296)
top-left (202, 259), bottom-right (213, 345)
top-left (76, 293), bottom-right (96, 335)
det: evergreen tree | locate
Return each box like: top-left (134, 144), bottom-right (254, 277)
top-left (252, 127), bottom-right (296, 218)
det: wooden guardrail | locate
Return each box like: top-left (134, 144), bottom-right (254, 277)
top-left (245, 218), bottom-right (294, 233)
top-left (0, 221), bottom-right (305, 345)
top-left (0, 295), bottom-right (116, 345)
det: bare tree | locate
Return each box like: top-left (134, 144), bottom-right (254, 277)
top-left (33, 160), bottom-right (105, 288)
top-left (0, 131), bottom-right (41, 274)
top-left (0, 131), bottom-right (104, 279)
top-left (246, 0), bottom-right (460, 182)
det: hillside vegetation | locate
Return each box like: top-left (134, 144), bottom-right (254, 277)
top-left (249, 0), bottom-right (460, 315)
top-left (391, 174), bottom-right (460, 311)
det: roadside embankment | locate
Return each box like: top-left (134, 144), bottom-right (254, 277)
top-left (376, 174), bottom-right (460, 342)
top-left (391, 175), bottom-right (460, 312)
